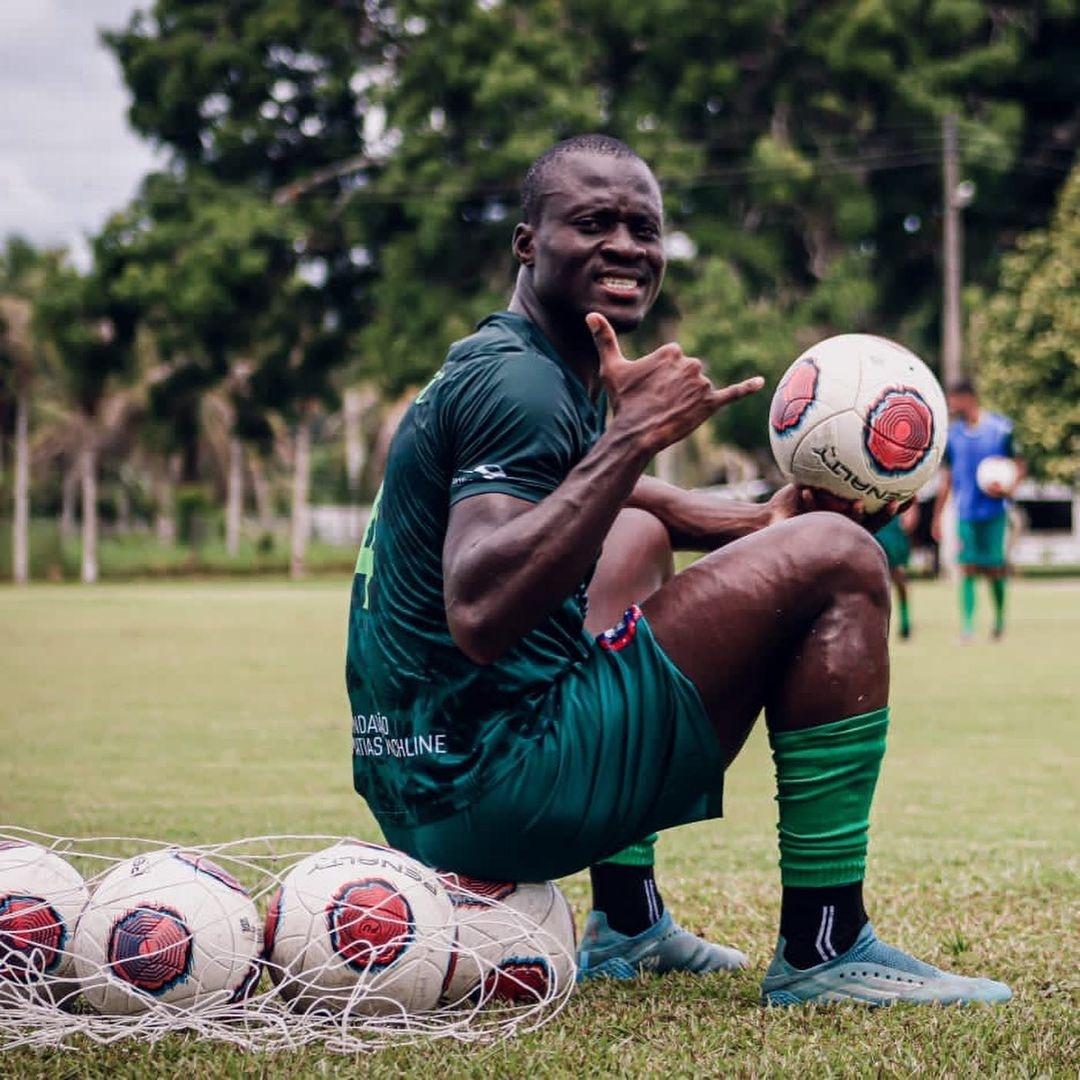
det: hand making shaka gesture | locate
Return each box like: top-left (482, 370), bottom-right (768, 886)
top-left (586, 312), bottom-right (764, 455)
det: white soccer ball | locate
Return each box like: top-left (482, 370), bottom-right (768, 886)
top-left (976, 455), bottom-right (1018, 496)
top-left (769, 334), bottom-right (947, 513)
top-left (440, 875), bottom-right (576, 1006)
top-left (264, 840), bottom-right (455, 1015)
top-left (0, 840), bottom-right (89, 1006)
top-left (72, 849), bottom-right (261, 1015)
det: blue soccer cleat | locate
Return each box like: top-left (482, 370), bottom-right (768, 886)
top-left (761, 922), bottom-right (1012, 1006)
top-left (577, 910), bottom-right (749, 980)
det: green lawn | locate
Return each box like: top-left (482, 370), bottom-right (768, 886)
top-left (1, 578), bottom-right (1077, 1076)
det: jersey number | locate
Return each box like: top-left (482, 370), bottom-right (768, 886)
top-left (354, 485), bottom-right (383, 610)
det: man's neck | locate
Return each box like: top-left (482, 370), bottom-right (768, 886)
top-left (508, 281), bottom-right (600, 397)
top-left (963, 408), bottom-right (982, 430)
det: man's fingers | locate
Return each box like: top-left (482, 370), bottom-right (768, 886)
top-left (706, 375), bottom-right (765, 409)
top-left (585, 312), bottom-right (626, 373)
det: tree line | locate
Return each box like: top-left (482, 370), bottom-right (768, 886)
top-left (1, 0), bottom-right (1077, 582)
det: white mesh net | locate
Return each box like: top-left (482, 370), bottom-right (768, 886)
top-left (0, 827), bottom-right (577, 1053)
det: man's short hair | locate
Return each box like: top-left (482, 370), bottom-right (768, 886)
top-left (947, 378), bottom-right (978, 397)
top-left (521, 134), bottom-right (646, 223)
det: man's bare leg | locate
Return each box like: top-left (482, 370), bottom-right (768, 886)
top-left (578, 509), bottom-right (747, 975)
top-left (585, 507), bottom-right (673, 636)
top-left (643, 512), bottom-right (889, 745)
top-left (642, 513), bottom-right (1009, 1002)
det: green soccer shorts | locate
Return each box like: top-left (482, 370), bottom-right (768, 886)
top-left (875, 517), bottom-right (911, 570)
top-left (378, 606), bottom-right (726, 881)
top-left (957, 515), bottom-right (1007, 568)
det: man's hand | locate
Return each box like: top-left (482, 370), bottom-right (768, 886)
top-left (793, 485), bottom-right (913, 533)
top-left (587, 312), bottom-right (763, 455)
top-left (764, 484), bottom-right (803, 525)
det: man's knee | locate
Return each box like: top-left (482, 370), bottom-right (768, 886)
top-left (791, 513), bottom-right (890, 604)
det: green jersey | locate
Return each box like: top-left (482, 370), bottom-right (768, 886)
top-left (346, 312), bottom-right (605, 827)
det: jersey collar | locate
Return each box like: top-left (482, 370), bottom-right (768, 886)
top-left (478, 311), bottom-right (599, 413)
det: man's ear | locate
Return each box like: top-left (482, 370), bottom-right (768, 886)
top-left (512, 222), bottom-right (535, 267)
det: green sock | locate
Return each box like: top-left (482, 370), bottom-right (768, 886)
top-left (960, 575), bottom-right (977, 635)
top-left (768, 709), bottom-right (889, 887)
top-left (897, 594), bottom-right (911, 636)
top-left (600, 834), bottom-right (657, 867)
top-left (990, 577), bottom-right (1006, 631)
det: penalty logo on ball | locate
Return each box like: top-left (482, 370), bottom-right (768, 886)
top-left (327, 879), bottom-right (413, 972)
top-left (864, 387), bottom-right (935, 476)
top-left (0, 894), bottom-right (65, 980)
top-left (770, 357), bottom-right (819, 435)
top-left (107, 904), bottom-right (194, 995)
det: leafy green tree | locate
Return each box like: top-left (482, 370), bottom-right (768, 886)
top-left (350, 0), bottom-right (1077, 417)
top-left (107, 0), bottom-right (1078, 473)
top-left (109, 172), bottom-right (301, 550)
top-left (105, 1), bottom-right (372, 190)
top-left (972, 164), bottom-right (1079, 482)
top-left (107, 1), bottom-right (378, 570)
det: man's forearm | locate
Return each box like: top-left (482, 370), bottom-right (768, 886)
top-left (627, 475), bottom-right (770, 551)
top-left (445, 427), bottom-right (652, 662)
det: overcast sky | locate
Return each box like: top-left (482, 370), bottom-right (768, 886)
top-left (0, 0), bottom-right (161, 266)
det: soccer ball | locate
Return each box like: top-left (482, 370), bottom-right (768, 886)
top-left (0, 840), bottom-right (89, 1006)
top-left (72, 849), bottom-right (261, 1014)
top-left (769, 334), bottom-right (947, 513)
top-left (263, 840), bottom-right (455, 1015)
top-left (976, 455), bottom-right (1018, 496)
top-left (440, 875), bottom-right (576, 1006)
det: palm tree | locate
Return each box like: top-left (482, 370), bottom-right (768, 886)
top-left (34, 248), bottom-right (138, 583)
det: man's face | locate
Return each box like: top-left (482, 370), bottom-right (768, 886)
top-left (517, 152), bottom-right (666, 332)
top-left (947, 390), bottom-right (977, 420)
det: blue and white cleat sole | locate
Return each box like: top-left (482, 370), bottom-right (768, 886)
top-left (577, 910), bottom-right (748, 981)
top-left (761, 923), bottom-right (1012, 1006)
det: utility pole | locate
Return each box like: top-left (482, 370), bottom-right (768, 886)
top-left (941, 113), bottom-right (963, 386)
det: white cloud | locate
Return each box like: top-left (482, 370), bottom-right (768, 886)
top-left (0, 0), bottom-right (162, 254)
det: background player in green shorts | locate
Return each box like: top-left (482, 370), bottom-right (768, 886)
top-left (875, 505), bottom-right (918, 639)
top-left (346, 135), bottom-right (1011, 1004)
top-left (931, 380), bottom-right (1023, 641)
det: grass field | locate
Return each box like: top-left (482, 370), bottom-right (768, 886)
top-left (1, 577), bottom-right (1077, 1076)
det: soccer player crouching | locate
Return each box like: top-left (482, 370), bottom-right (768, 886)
top-left (345, 135), bottom-right (1011, 1005)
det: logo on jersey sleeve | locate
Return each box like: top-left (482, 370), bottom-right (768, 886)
top-left (452, 463), bottom-right (508, 487)
top-left (470, 464), bottom-right (507, 479)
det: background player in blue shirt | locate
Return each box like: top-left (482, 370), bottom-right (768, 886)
top-left (932, 380), bottom-right (1024, 640)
